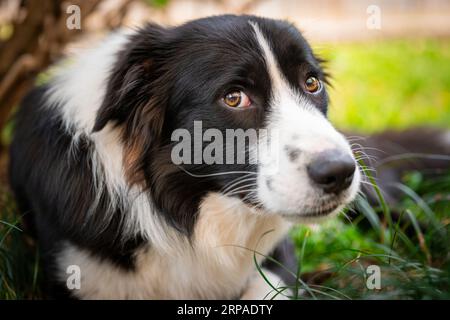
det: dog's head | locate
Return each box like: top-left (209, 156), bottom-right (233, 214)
top-left (93, 15), bottom-right (360, 234)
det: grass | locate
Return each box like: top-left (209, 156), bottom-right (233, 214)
top-left (317, 39), bottom-right (450, 133)
top-left (255, 166), bottom-right (449, 300)
top-left (0, 189), bottom-right (42, 299)
top-left (143, 0), bottom-right (170, 8)
top-left (289, 169), bottom-right (450, 299)
top-left (1, 38), bottom-right (449, 299)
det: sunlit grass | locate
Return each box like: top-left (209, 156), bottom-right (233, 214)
top-left (315, 39), bottom-right (450, 133)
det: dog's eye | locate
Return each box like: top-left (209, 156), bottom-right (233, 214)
top-left (222, 91), bottom-right (251, 108)
top-left (304, 76), bottom-right (321, 93)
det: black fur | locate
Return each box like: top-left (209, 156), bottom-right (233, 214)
top-left (91, 15), bottom-right (328, 235)
top-left (9, 15), bottom-right (329, 297)
top-left (10, 87), bottom-right (144, 290)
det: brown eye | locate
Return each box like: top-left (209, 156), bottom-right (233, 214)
top-left (305, 76), bottom-right (321, 93)
top-left (222, 91), bottom-right (251, 108)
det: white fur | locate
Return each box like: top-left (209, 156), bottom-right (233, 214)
top-left (49, 23), bottom-right (360, 300)
top-left (47, 31), bottom-right (290, 299)
top-left (46, 32), bottom-right (131, 230)
top-left (241, 269), bottom-right (288, 300)
top-left (58, 193), bottom-right (290, 299)
top-left (44, 34), bottom-right (288, 299)
top-left (47, 32), bottom-right (130, 138)
top-left (45, 32), bottom-right (180, 252)
top-left (249, 21), bottom-right (360, 221)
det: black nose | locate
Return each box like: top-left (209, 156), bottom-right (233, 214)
top-left (307, 150), bottom-right (355, 194)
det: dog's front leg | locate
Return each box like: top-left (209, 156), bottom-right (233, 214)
top-left (240, 268), bottom-right (289, 300)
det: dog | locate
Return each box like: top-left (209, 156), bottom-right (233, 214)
top-left (9, 15), bottom-right (361, 299)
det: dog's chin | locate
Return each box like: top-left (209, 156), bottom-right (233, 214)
top-left (277, 204), bottom-right (343, 224)
top-left (267, 174), bottom-right (361, 224)
top-left (251, 203), bottom-right (346, 224)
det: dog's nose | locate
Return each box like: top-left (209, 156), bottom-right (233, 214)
top-left (307, 150), bottom-right (355, 194)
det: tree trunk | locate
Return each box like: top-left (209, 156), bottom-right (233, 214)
top-left (0, 0), bottom-right (133, 151)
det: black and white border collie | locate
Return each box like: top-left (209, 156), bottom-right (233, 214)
top-left (9, 15), bottom-right (360, 299)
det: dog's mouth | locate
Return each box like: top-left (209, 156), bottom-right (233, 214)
top-left (236, 192), bottom-right (344, 220)
top-left (279, 202), bottom-right (341, 221)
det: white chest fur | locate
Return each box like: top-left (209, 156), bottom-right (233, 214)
top-left (58, 193), bottom-right (291, 299)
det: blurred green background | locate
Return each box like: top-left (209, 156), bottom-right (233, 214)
top-left (0, 0), bottom-right (449, 299)
top-left (324, 40), bottom-right (450, 133)
top-left (290, 38), bottom-right (450, 299)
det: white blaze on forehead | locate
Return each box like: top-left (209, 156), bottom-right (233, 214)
top-left (248, 21), bottom-right (349, 152)
top-left (248, 21), bottom-right (318, 121)
top-left (248, 21), bottom-right (285, 92)
top-left (248, 20), bottom-right (306, 114)
top-left (249, 21), bottom-right (360, 217)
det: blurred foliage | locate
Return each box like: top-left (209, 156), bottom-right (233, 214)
top-left (1, 37), bottom-right (450, 299)
top-left (0, 190), bottom-right (42, 299)
top-left (290, 169), bottom-right (450, 299)
top-left (0, 24), bottom-right (13, 41)
top-left (316, 39), bottom-right (450, 133)
top-left (288, 40), bottom-right (449, 300)
top-left (143, 0), bottom-right (170, 8)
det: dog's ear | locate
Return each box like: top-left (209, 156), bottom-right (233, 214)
top-left (93, 24), bottom-right (170, 143)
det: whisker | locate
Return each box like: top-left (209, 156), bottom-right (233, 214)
top-left (354, 153), bottom-right (378, 161)
top-left (346, 135), bottom-right (367, 142)
top-left (354, 151), bottom-right (378, 163)
top-left (221, 174), bottom-right (256, 193)
top-left (225, 182), bottom-right (258, 194)
top-left (222, 177), bottom-right (257, 194)
top-left (351, 144), bottom-right (386, 154)
top-left (340, 210), bottom-right (354, 225)
top-left (178, 166), bottom-right (257, 178)
top-left (226, 188), bottom-right (258, 197)
top-left (223, 182), bottom-right (258, 196)
top-left (358, 167), bottom-right (378, 174)
top-left (361, 174), bottom-right (380, 185)
top-left (359, 180), bottom-right (380, 189)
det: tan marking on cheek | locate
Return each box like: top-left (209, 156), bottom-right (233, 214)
top-left (123, 140), bottom-right (145, 185)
